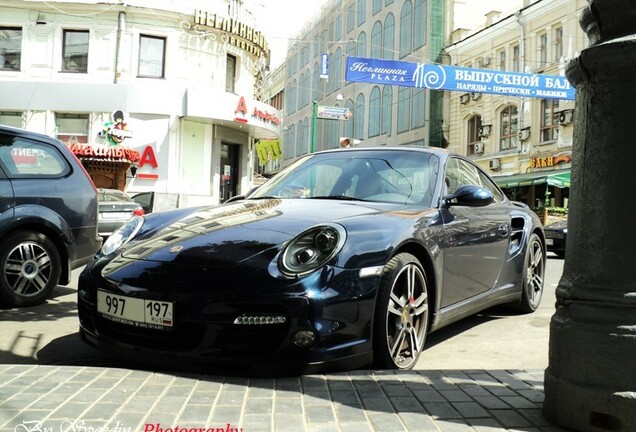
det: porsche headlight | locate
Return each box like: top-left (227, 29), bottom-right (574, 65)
top-left (279, 224), bottom-right (346, 276)
top-left (101, 216), bottom-right (144, 256)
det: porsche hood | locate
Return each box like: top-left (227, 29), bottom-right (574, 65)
top-left (119, 198), bottom-right (405, 265)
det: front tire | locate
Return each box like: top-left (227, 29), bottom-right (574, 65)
top-left (517, 232), bottom-right (545, 313)
top-left (0, 231), bottom-right (62, 307)
top-left (373, 253), bottom-right (429, 370)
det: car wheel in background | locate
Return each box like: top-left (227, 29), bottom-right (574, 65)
top-left (517, 232), bottom-right (545, 313)
top-left (0, 231), bottom-right (62, 307)
top-left (373, 252), bottom-right (429, 370)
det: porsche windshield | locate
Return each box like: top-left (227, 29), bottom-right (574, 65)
top-left (250, 150), bottom-right (440, 206)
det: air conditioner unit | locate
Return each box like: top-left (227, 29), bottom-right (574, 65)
top-left (470, 92), bottom-right (482, 101)
top-left (479, 56), bottom-right (491, 67)
top-left (558, 109), bottom-right (574, 125)
top-left (518, 129), bottom-right (530, 141)
top-left (474, 142), bottom-right (485, 154)
top-left (489, 158), bottom-right (501, 171)
top-left (459, 93), bottom-right (470, 104)
top-left (479, 124), bottom-right (491, 137)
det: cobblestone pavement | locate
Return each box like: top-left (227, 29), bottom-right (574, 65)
top-left (0, 365), bottom-right (571, 432)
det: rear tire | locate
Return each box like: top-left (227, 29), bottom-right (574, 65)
top-left (517, 233), bottom-right (545, 313)
top-left (373, 253), bottom-right (429, 370)
top-left (0, 231), bottom-right (61, 307)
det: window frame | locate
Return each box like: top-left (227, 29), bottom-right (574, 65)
top-left (466, 115), bottom-right (482, 155)
top-left (554, 27), bottom-right (563, 62)
top-left (499, 105), bottom-right (519, 151)
top-left (138, 34), bottom-right (166, 79)
top-left (62, 29), bottom-right (89, 73)
top-left (0, 26), bottom-right (22, 71)
top-left (540, 99), bottom-right (560, 143)
top-left (539, 33), bottom-right (548, 67)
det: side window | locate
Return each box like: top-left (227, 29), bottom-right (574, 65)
top-left (445, 157), bottom-right (506, 203)
top-left (477, 170), bottom-right (506, 203)
top-left (445, 158), bottom-right (481, 194)
top-left (0, 136), bottom-right (69, 178)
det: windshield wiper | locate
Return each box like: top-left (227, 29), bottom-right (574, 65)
top-left (309, 195), bottom-right (368, 201)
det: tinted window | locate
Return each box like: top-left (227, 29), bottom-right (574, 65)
top-left (445, 157), bottom-right (506, 203)
top-left (0, 136), bottom-right (70, 178)
top-left (252, 150), bottom-right (440, 206)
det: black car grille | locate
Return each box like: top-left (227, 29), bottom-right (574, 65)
top-left (204, 322), bottom-right (290, 358)
top-left (95, 316), bottom-right (206, 351)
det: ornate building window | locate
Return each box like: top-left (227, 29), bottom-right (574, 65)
top-left (541, 99), bottom-right (560, 142)
top-left (499, 105), bottom-right (519, 150)
top-left (467, 115), bottom-right (482, 155)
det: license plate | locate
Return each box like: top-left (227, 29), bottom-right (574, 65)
top-left (100, 212), bottom-right (131, 220)
top-left (546, 239), bottom-right (554, 246)
top-left (97, 290), bottom-right (173, 330)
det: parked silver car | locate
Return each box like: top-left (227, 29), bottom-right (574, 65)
top-left (97, 188), bottom-right (144, 239)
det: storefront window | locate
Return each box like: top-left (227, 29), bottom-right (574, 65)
top-left (55, 113), bottom-right (89, 145)
top-left (0, 111), bottom-right (22, 128)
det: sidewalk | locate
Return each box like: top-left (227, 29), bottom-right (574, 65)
top-left (0, 365), bottom-right (570, 432)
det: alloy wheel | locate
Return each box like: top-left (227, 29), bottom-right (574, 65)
top-left (4, 241), bottom-right (53, 298)
top-left (385, 263), bottom-right (429, 369)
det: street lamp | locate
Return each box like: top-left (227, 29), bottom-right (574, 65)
top-left (311, 100), bottom-right (317, 154)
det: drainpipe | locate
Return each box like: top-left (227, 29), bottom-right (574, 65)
top-left (114, 10), bottom-right (126, 83)
top-left (515, 10), bottom-right (526, 173)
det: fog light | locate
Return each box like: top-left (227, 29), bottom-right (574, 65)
top-left (233, 314), bottom-right (287, 325)
top-left (292, 330), bottom-right (317, 347)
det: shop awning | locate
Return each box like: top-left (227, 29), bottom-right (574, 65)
top-left (493, 169), bottom-right (571, 189)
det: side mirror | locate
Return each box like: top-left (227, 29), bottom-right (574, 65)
top-left (444, 185), bottom-right (494, 207)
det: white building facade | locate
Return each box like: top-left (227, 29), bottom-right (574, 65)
top-left (0, 0), bottom-right (280, 208)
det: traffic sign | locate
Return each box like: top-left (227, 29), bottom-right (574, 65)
top-left (317, 105), bottom-right (352, 120)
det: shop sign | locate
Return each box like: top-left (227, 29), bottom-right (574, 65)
top-left (255, 139), bottom-right (282, 165)
top-left (136, 145), bottom-right (159, 180)
top-left (529, 154), bottom-right (572, 168)
top-left (192, 10), bottom-right (269, 59)
top-left (68, 143), bottom-right (141, 163)
top-left (235, 96), bottom-right (281, 126)
top-left (98, 110), bottom-right (132, 146)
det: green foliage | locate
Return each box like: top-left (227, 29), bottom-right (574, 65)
top-left (532, 206), bottom-right (568, 215)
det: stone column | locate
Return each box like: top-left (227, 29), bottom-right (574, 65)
top-left (543, 1), bottom-right (636, 431)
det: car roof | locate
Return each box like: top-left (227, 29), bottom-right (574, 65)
top-left (0, 125), bottom-right (65, 147)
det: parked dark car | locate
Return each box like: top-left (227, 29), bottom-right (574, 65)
top-left (97, 188), bottom-right (144, 239)
top-left (78, 146), bottom-right (546, 374)
top-left (544, 218), bottom-right (567, 258)
top-left (0, 125), bottom-right (101, 307)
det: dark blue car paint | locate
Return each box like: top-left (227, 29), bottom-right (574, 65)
top-left (77, 146), bottom-right (544, 374)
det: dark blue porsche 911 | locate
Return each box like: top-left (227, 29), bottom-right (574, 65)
top-left (77, 146), bottom-right (545, 374)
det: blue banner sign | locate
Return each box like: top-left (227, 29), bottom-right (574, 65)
top-left (345, 56), bottom-right (575, 100)
top-left (320, 54), bottom-right (329, 79)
